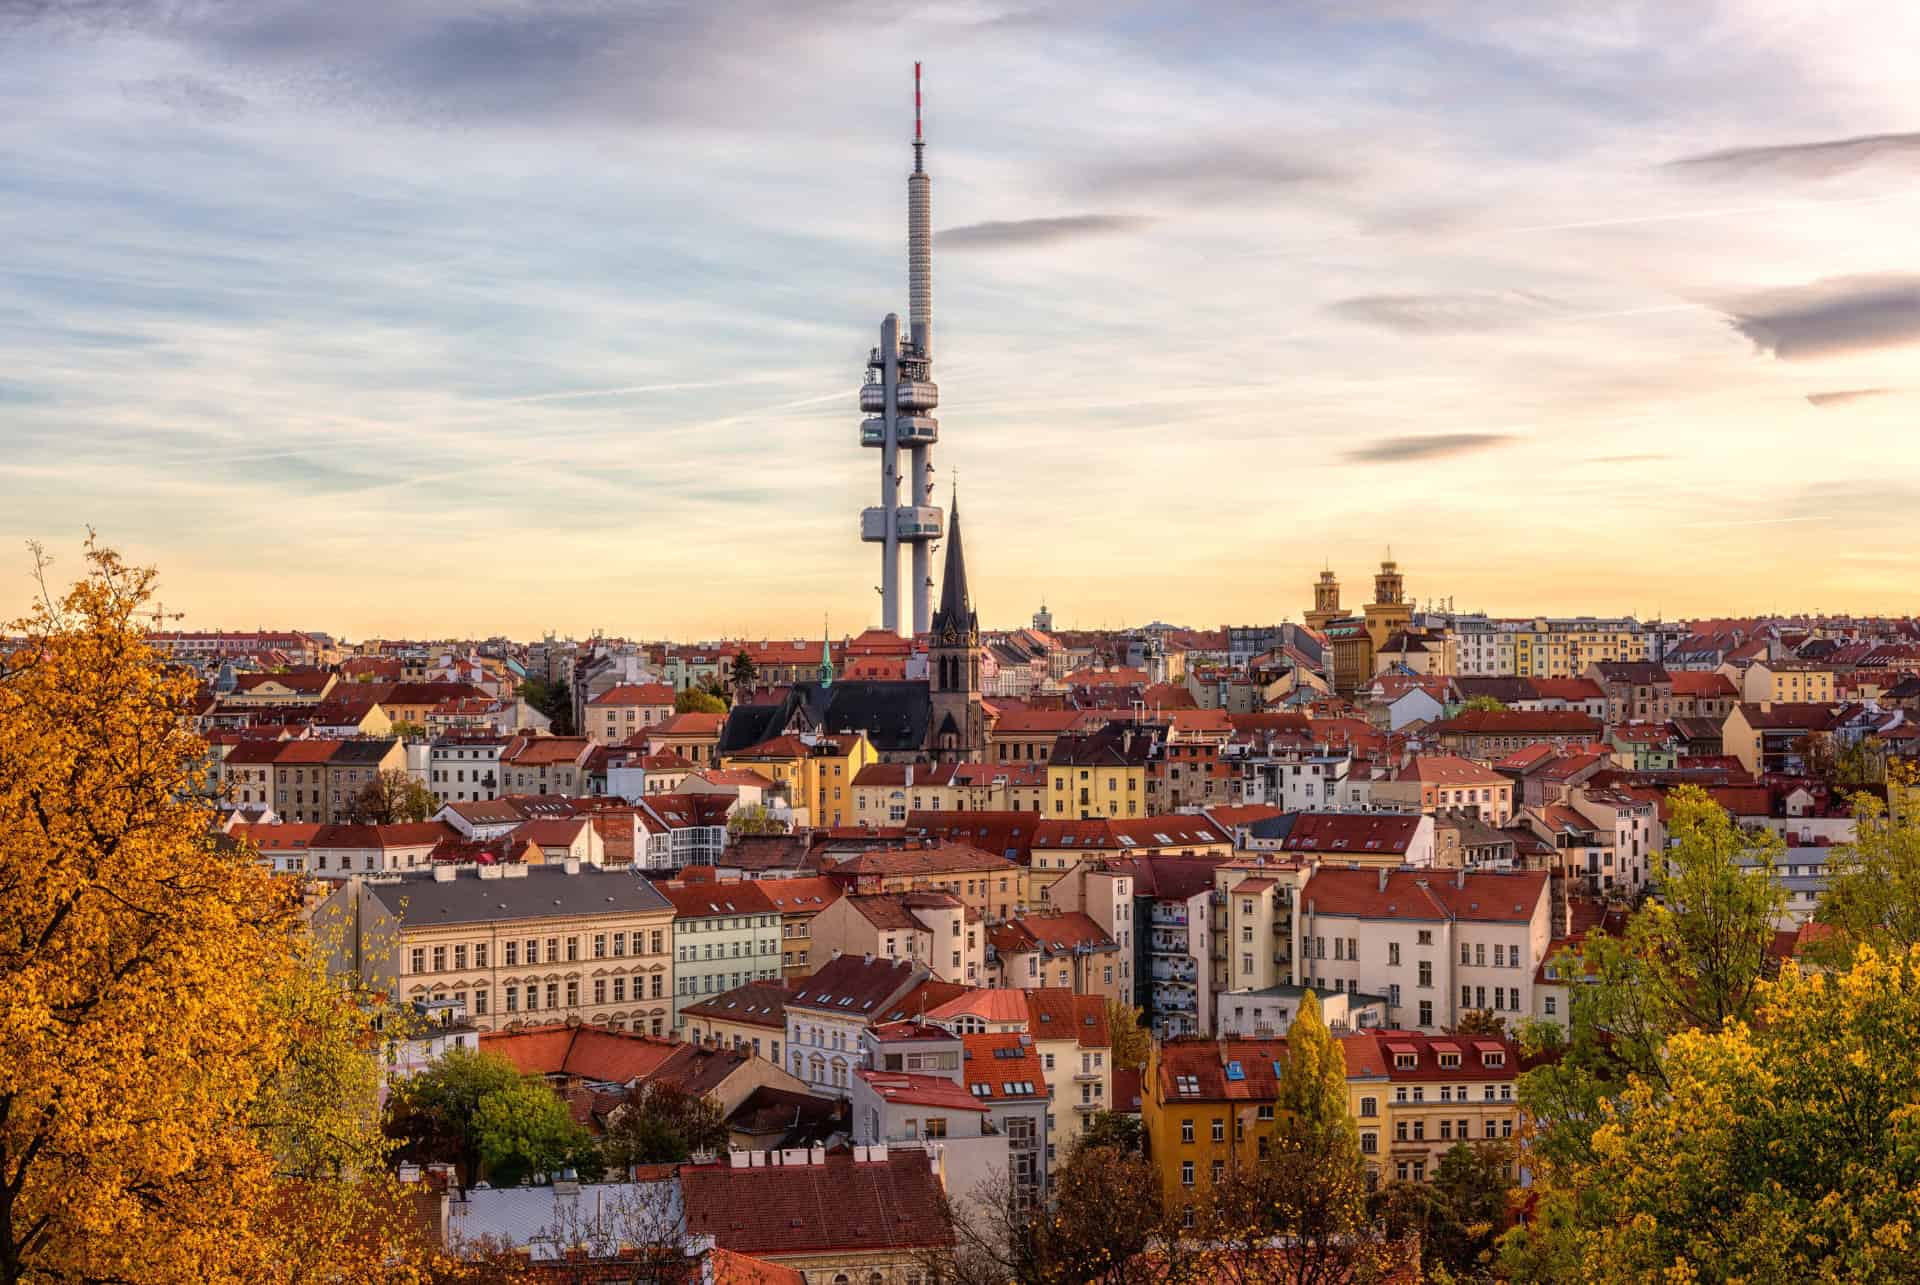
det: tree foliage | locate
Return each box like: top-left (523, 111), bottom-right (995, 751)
top-left (673, 688), bottom-right (726, 715)
top-left (1106, 998), bottom-right (1151, 1072)
top-left (599, 1081), bottom-right (727, 1169)
top-left (937, 1142), bottom-right (1173, 1285)
top-left (1449, 1008), bottom-right (1508, 1037)
top-left (726, 805), bottom-right (785, 836)
top-left (470, 1079), bottom-right (598, 1189)
top-left (517, 677), bottom-right (575, 736)
top-left (344, 768), bottom-right (438, 824)
top-left (387, 1046), bottom-right (523, 1183)
top-left (1813, 768), bottom-right (1920, 964)
top-left (1183, 989), bottom-right (1380, 1285)
top-left (0, 539), bottom-right (417, 1284)
top-left (728, 651), bottom-right (757, 693)
top-left (1075, 1110), bottom-right (1145, 1156)
top-left (1373, 1142), bottom-right (1514, 1281)
top-left (1461, 695), bottom-right (1508, 713)
top-left (1505, 946), bottom-right (1920, 1282)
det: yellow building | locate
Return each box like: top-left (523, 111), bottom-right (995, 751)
top-left (1047, 725), bottom-right (1155, 819)
top-left (680, 977), bottom-right (790, 1065)
top-left (1024, 989), bottom-right (1113, 1163)
top-left (1740, 659), bottom-right (1837, 705)
top-left (1143, 1028), bottom-right (1523, 1202)
top-left (1511, 618), bottom-right (1647, 679)
top-left (720, 731), bottom-right (878, 829)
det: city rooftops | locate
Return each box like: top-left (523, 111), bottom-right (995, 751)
top-left (361, 863), bottom-right (672, 927)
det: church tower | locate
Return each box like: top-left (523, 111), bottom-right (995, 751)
top-left (928, 497), bottom-right (985, 762)
top-left (1305, 567), bottom-right (1342, 631)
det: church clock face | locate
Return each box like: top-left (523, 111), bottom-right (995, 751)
top-left (943, 626), bottom-right (957, 644)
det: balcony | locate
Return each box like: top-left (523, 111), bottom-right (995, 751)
top-left (1073, 1100), bottom-right (1101, 1113)
top-left (1151, 959), bottom-right (1197, 983)
top-left (1149, 905), bottom-right (1190, 926)
top-left (858, 383), bottom-right (887, 413)
top-left (1072, 1070), bottom-right (1101, 1084)
top-left (856, 380), bottom-right (940, 413)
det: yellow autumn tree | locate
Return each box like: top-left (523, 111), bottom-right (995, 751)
top-left (0, 540), bottom-right (442, 1284)
top-left (1507, 946), bottom-right (1920, 1283)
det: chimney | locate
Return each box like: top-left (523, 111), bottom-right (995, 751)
top-left (433, 864), bottom-right (457, 883)
top-left (1377, 867), bottom-right (1388, 892)
top-left (1455, 867), bottom-right (1466, 889)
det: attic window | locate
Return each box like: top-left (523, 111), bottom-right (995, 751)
top-left (1394, 1053), bottom-right (1417, 1070)
top-left (1224, 1060), bottom-right (1245, 1082)
top-left (1175, 1074), bottom-right (1200, 1095)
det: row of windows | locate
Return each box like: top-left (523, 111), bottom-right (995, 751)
top-left (408, 929), bottom-right (665, 975)
top-left (678, 967), bottom-right (779, 995)
top-left (677, 940), bottom-right (777, 961)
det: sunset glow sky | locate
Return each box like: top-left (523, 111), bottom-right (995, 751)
top-left (5, 2), bottom-right (1920, 639)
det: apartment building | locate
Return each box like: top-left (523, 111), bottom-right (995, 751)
top-left (1293, 867), bottom-right (1553, 1032)
top-left (320, 862), bottom-right (675, 1035)
top-left (656, 879), bottom-right (782, 1029)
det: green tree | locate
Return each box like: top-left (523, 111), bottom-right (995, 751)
top-left (471, 1079), bottom-right (597, 1189)
top-left (936, 1142), bottom-right (1173, 1285)
top-left (1105, 999), bottom-right (1150, 1072)
top-left (1450, 1008), bottom-right (1507, 1037)
top-left (728, 650), bottom-right (757, 693)
top-left (387, 719), bottom-right (429, 742)
top-left (1462, 695), bottom-right (1508, 713)
top-left (542, 679), bottom-right (576, 736)
top-left (1073, 1110), bottom-right (1144, 1157)
top-left (727, 805), bottom-right (786, 836)
top-left (1813, 768), bottom-right (1920, 964)
top-left (1374, 1142), bottom-right (1514, 1280)
top-left (343, 768), bottom-right (438, 824)
top-left (1505, 946), bottom-right (1920, 1282)
top-left (1190, 988), bottom-right (1375, 1285)
top-left (600, 1082), bottom-right (727, 1169)
top-left (387, 1046), bottom-right (523, 1183)
top-left (673, 688), bottom-right (726, 715)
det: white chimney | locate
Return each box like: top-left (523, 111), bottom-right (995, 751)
top-left (809, 1144), bottom-right (827, 1166)
top-left (433, 865), bottom-right (457, 883)
top-left (563, 858), bottom-right (581, 875)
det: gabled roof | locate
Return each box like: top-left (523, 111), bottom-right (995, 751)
top-left (1023, 988), bottom-right (1110, 1049)
top-left (987, 912), bottom-right (1117, 959)
top-left (856, 1069), bottom-right (989, 1113)
top-left (654, 879), bottom-right (778, 919)
top-left (785, 954), bottom-right (921, 1017)
top-left (588, 682), bottom-right (676, 706)
top-left (1398, 754), bottom-right (1507, 787)
top-left (756, 875), bottom-right (844, 912)
top-left (960, 1031), bottom-right (1048, 1102)
top-left (1300, 867), bottom-right (1549, 923)
top-left (309, 821), bottom-right (457, 849)
top-left (683, 979), bottom-right (790, 1029)
top-left (827, 841), bottom-right (1014, 879)
top-left (903, 811), bottom-right (1042, 863)
top-left (1280, 813), bottom-right (1423, 855)
top-left (481, 1023), bottom-right (681, 1084)
top-left (679, 1148), bottom-right (951, 1257)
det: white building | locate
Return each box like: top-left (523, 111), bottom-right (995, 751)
top-left (429, 735), bottom-right (505, 805)
top-left (1294, 867), bottom-right (1553, 1033)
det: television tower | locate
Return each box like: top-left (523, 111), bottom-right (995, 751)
top-left (859, 63), bottom-right (942, 637)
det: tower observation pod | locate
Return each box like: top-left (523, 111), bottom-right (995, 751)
top-left (860, 62), bottom-right (942, 637)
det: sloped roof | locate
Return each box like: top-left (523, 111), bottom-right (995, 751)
top-left (481, 1023), bottom-right (681, 1083)
top-left (1301, 867), bottom-right (1549, 923)
top-left (679, 1148), bottom-right (951, 1257)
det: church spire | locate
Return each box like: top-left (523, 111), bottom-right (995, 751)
top-left (932, 489), bottom-right (975, 638)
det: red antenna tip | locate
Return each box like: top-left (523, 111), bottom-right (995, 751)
top-left (914, 62), bottom-right (923, 141)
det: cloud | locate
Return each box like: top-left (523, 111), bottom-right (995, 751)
top-left (939, 214), bottom-right (1149, 250)
top-left (1725, 274), bottom-right (1920, 360)
top-left (1669, 131), bottom-right (1920, 178)
top-left (1342, 433), bottom-right (1518, 463)
top-left (1806, 387), bottom-right (1892, 407)
top-left (1077, 143), bottom-right (1343, 206)
top-left (1587, 452), bottom-right (1671, 464)
top-left (122, 75), bottom-right (250, 119)
top-left (1325, 290), bottom-right (1564, 334)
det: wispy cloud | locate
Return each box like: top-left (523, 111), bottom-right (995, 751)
top-left (1342, 433), bottom-right (1518, 463)
top-left (1077, 142), bottom-right (1343, 206)
top-left (939, 214), bottom-right (1149, 250)
top-left (1806, 387), bottom-right (1892, 407)
top-left (1325, 291), bottom-right (1563, 334)
top-left (1725, 274), bottom-right (1920, 360)
top-left (1587, 452), bottom-right (1671, 464)
top-left (1669, 131), bottom-right (1920, 178)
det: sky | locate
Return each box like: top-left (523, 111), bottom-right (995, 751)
top-left (4, 0), bottom-right (1920, 641)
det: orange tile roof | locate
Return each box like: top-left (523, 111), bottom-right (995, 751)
top-left (480, 1023), bottom-right (681, 1083)
top-left (588, 682), bottom-right (676, 707)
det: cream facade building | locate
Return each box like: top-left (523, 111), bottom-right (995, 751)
top-left (320, 862), bottom-right (675, 1036)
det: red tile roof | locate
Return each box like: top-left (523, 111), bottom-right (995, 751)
top-left (1398, 754), bottom-right (1508, 786)
top-left (1670, 671), bottom-right (1738, 698)
top-left (679, 1148), bottom-right (951, 1257)
top-left (756, 876), bottom-right (844, 913)
top-left (960, 1031), bottom-right (1048, 1102)
top-left (1301, 867), bottom-right (1549, 923)
top-left (1432, 710), bottom-right (1603, 736)
top-left (480, 1023), bottom-right (681, 1084)
top-left (1280, 813), bottom-right (1424, 855)
top-left (854, 1069), bottom-right (987, 1113)
top-left (654, 879), bottom-right (778, 918)
top-left (309, 822), bottom-right (457, 849)
top-left (588, 682), bottom-right (676, 707)
top-left (987, 912), bottom-right (1117, 958)
top-left (827, 841), bottom-right (1015, 879)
